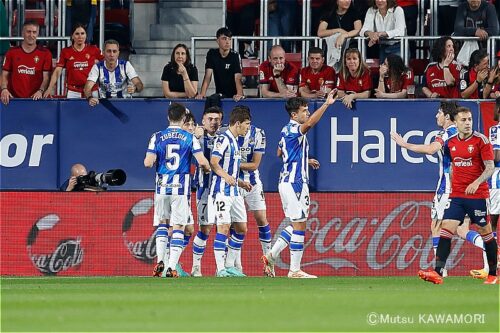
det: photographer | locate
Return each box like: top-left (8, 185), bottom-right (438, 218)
top-left (60, 164), bottom-right (126, 191)
top-left (60, 163), bottom-right (92, 191)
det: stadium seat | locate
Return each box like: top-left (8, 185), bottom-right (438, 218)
top-left (242, 58), bottom-right (259, 76)
top-left (285, 53), bottom-right (302, 69)
top-left (409, 59), bottom-right (430, 77)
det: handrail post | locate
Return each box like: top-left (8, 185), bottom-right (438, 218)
top-left (222, 0), bottom-right (226, 27)
top-left (99, 0), bottom-right (105, 51)
top-left (191, 37), bottom-right (196, 67)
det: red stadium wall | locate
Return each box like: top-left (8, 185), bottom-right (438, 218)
top-left (0, 192), bottom-right (484, 277)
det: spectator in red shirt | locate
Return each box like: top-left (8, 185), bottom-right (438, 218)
top-left (375, 53), bottom-right (413, 98)
top-left (44, 23), bottom-right (103, 99)
top-left (337, 48), bottom-right (372, 109)
top-left (422, 36), bottom-right (461, 99)
top-left (259, 45), bottom-right (299, 98)
top-left (298, 47), bottom-right (336, 98)
top-left (1, 20), bottom-right (52, 105)
top-left (459, 48), bottom-right (490, 99)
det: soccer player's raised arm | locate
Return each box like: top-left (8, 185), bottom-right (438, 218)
top-left (300, 89), bottom-right (337, 134)
top-left (390, 132), bottom-right (442, 155)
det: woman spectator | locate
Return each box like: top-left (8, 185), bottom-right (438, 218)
top-left (337, 48), bottom-right (372, 108)
top-left (422, 36), bottom-right (461, 98)
top-left (161, 44), bottom-right (198, 98)
top-left (459, 49), bottom-right (490, 99)
top-left (359, 0), bottom-right (406, 63)
top-left (44, 23), bottom-right (103, 98)
top-left (375, 53), bottom-right (413, 98)
top-left (317, 0), bottom-right (362, 49)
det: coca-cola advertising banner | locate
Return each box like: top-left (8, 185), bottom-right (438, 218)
top-left (0, 192), bottom-right (483, 277)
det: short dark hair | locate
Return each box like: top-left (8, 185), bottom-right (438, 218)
top-left (439, 101), bottom-right (459, 121)
top-left (456, 106), bottom-right (472, 116)
top-left (184, 112), bottom-right (196, 124)
top-left (203, 106), bottom-right (224, 119)
top-left (229, 106), bottom-right (251, 125)
top-left (168, 103), bottom-right (187, 122)
top-left (216, 27), bottom-right (232, 38)
top-left (285, 97), bottom-right (308, 117)
top-left (23, 20), bottom-right (40, 29)
top-left (308, 47), bottom-right (324, 57)
top-left (104, 39), bottom-right (120, 49)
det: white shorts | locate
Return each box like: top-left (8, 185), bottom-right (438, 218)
top-left (208, 193), bottom-right (247, 225)
top-left (489, 189), bottom-right (500, 214)
top-left (278, 182), bottom-right (310, 222)
top-left (239, 182), bottom-right (267, 211)
top-left (154, 193), bottom-right (190, 226)
top-left (196, 188), bottom-right (211, 226)
top-left (431, 193), bottom-right (450, 221)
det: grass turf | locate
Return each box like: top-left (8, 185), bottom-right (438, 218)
top-left (1, 276), bottom-right (498, 332)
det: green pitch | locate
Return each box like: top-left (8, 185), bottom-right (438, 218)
top-left (1, 276), bottom-right (498, 332)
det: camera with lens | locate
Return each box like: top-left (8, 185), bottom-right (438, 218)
top-left (76, 169), bottom-right (127, 190)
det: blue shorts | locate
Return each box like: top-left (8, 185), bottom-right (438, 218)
top-left (442, 197), bottom-right (490, 227)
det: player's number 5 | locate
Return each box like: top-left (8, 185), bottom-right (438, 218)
top-left (165, 144), bottom-right (180, 169)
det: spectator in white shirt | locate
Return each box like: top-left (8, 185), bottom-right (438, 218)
top-left (359, 0), bottom-right (406, 63)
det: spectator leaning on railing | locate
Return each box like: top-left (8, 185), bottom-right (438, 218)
top-left (1, 20), bottom-right (52, 106)
top-left (298, 47), bottom-right (336, 98)
top-left (422, 36), bottom-right (461, 99)
top-left (161, 44), bottom-right (198, 98)
top-left (454, 0), bottom-right (499, 45)
top-left (459, 48), bottom-right (490, 99)
top-left (337, 48), bottom-right (372, 109)
top-left (359, 0), bottom-right (406, 63)
top-left (84, 39), bottom-right (143, 107)
top-left (259, 45), bottom-right (299, 98)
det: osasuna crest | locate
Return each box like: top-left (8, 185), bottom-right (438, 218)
top-left (468, 145), bottom-right (474, 153)
top-left (34, 55), bottom-right (39, 63)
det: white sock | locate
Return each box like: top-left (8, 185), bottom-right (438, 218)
top-left (482, 250), bottom-right (489, 272)
top-left (270, 225), bottom-right (293, 260)
top-left (155, 224), bottom-right (168, 264)
top-left (289, 230), bottom-right (305, 272)
top-left (167, 230), bottom-right (184, 270)
top-left (162, 236), bottom-right (170, 264)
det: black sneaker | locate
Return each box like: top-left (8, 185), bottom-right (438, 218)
top-left (165, 267), bottom-right (178, 278)
top-left (152, 261), bottom-right (164, 277)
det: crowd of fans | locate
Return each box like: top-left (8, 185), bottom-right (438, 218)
top-left (1, 0), bottom-right (500, 104)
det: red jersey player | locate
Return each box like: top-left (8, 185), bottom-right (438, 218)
top-left (298, 47), bottom-right (336, 98)
top-left (44, 23), bottom-right (103, 98)
top-left (419, 106), bottom-right (498, 285)
top-left (1, 20), bottom-right (52, 105)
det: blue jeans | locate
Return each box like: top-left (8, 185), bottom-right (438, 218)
top-left (379, 42), bottom-right (401, 64)
top-left (267, 0), bottom-right (297, 52)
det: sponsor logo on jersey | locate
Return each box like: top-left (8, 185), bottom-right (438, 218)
top-left (73, 61), bottom-right (89, 69)
top-left (453, 157), bottom-right (473, 167)
top-left (17, 65), bottom-right (35, 75)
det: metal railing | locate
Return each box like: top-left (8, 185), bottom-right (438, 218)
top-left (192, 34), bottom-right (499, 70)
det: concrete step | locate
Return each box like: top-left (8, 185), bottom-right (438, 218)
top-left (159, 1), bottom-right (223, 9)
top-left (133, 40), bottom-right (217, 49)
top-left (159, 7), bottom-right (223, 25)
top-left (150, 24), bottom-right (221, 40)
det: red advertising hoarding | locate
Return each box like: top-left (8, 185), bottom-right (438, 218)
top-left (0, 192), bottom-right (484, 277)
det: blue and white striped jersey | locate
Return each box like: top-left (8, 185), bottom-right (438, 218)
top-left (209, 129), bottom-right (242, 197)
top-left (238, 125), bottom-right (266, 186)
top-left (193, 132), bottom-right (217, 190)
top-left (147, 126), bottom-right (202, 195)
top-left (278, 120), bottom-right (309, 184)
top-left (433, 125), bottom-right (457, 195)
top-left (488, 124), bottom-right (500, 189)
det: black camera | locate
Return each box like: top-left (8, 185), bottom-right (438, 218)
top-left (76, 169), bottom-right (127, 189)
